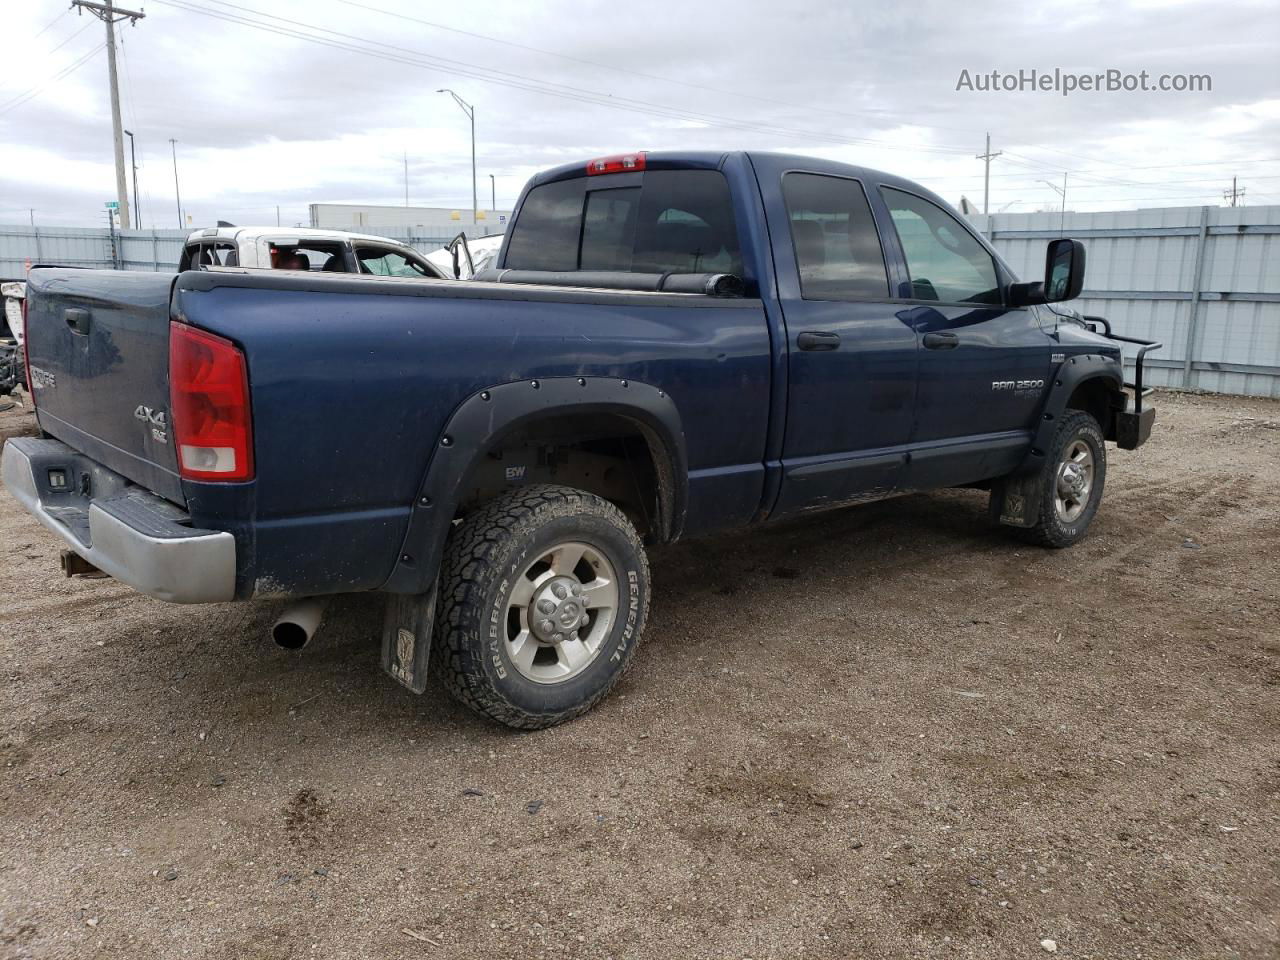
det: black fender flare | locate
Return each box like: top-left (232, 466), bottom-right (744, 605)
top-left (1017, 352), bottom-right (1123, 476)
top-left (993, 352), bottom-right (1123, 527)
top-left (380, 376), bottom-right (687, 595)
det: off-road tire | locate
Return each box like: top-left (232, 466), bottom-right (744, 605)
top-left (432, 484), bottom-right (650, 729)
top-left (1022, 409), bottom-right (1107, 548)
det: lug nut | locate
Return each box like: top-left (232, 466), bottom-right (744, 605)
top-left (537, 599), bottom-right (555, 615)
top-left (568, 630), bottom-right (579, 642)
top-left (570, 583), bottom-right (582, 596)
top-left (553, 583), bottom-right (568, 599)
top-left (552, 632), bottom-right (564, 643)
top-left (539, 619), bottom-right (554, 634)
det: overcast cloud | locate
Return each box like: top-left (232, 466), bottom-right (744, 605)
top-left (1, 0), bottom-right (1277, 227)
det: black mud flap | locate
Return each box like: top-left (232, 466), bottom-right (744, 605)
top-left (380, 580), bottom-right (438, 694)
top-left (989, 471), bottom-right (1043, 528)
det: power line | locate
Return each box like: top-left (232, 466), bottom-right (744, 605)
top-left (0, 43), bottom-right (103, 116)
top-left (117, 27), bottom-right (149, 226)
top-left (1057, 191), bottom-right (1259, 205)
top-left (328, 0), bottom-right (981, 135)
top-left (31, 7), bottom-right (73, 40)
top-left (150, 0), bottom-right (976, 157)
top-left (0, 20), bottom-right (98, 115)
top-left (932, 173), bottom-right (1280, 191)
top-left (919, 161), bottom-right (1280, 184)
top-left (42, 18), bottom-right (96, 58)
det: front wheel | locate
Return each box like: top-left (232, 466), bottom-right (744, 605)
top-left (1021, 409), bottom-right (1107, 548)
top-left (433, 484), bottom-right (650, 729)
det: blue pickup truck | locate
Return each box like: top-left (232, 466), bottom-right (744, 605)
top-left (2, 151), bottom-right (1159, 728)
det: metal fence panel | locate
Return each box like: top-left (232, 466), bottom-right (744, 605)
top-left (973, 204), bottom-right (1280, 398)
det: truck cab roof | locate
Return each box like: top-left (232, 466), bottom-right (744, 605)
top-left (530, 150), bottom-right (932, 195)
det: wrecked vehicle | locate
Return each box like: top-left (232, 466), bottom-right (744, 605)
top-left (180, 226), bottom-right (449, 279)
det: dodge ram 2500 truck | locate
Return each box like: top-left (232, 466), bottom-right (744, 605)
top-left (2, 151), bottom-right (1160, 729)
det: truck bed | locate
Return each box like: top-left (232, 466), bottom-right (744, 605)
top-left (23, 266), bottom-right (773, 600)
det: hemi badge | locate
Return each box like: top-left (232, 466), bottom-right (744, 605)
top-left (1051, 353), bottom-right (1065, 364)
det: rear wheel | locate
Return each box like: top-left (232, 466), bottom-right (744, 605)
top-left (433, 484), bottom-right (650, 729)
top-left (1022, 409), bottom-right (1107, 548)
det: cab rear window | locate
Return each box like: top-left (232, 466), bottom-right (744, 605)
top-left (504, 170), bottom-right (742, 277)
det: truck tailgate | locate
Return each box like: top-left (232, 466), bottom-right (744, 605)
top-left (25, 269), bottom-right (184, 505)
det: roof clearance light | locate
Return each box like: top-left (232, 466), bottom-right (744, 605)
top-left (586, 152), bottom-right (647, 176)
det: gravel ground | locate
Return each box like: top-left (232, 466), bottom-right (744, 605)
top-left (1, 390), bottom-right (1277, 960)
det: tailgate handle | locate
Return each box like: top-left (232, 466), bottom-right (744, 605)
top-left (64, 307), bottom-right (91, 336)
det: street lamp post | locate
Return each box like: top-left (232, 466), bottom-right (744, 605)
top-left (489, 173), bottom-right (495, 213)
top-left (1038, 174), bottom-right (1068, 232)
top-left (124, 129), bottom-right (140, 229)
top-left (437, 89), bottom-right (476, 225)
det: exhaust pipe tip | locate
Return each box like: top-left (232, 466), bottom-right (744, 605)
top-left (272, 598), bottom-right (328, 650)
top-left (272, 620), bottom-right (311, 650)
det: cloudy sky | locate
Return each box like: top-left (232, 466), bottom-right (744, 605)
top-left (1, 0), bottom-right (1276, 228)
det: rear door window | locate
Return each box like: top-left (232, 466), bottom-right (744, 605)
top-left (782, 173), bottom-right (889, 300)
top-left (504, 169), bottom-right (742, 277)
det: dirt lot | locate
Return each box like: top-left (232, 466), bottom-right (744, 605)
top-left (0, 391), bottom-right (1277, 960)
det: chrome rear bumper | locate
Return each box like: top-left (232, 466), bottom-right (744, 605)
top-left (1, 437), bottom-right (236, 604)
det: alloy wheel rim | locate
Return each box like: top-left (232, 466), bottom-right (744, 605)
top-left (503, 541), bottom-right (619, 684)
top-left (1054, 439), bottom-right (1094, 523)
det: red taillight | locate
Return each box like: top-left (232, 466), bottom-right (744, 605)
top-left (169, 321), bottom-right (254, 482)
top-left (20, 298), bottom-right (32, 402)
top-left (586, 152), bottom-right (647, 176)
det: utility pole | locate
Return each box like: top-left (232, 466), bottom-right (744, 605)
top-left (72, 0), bottom-right (145, 230)
top-left (169, 138), bottom-right (182, 230)
top-left (976, 132), bottom-right (1002, 216)
top-left (438, 89), bottom-right (477, 225)
top-left (1224, 177), bottom-right (1245, 207)
top-left (490, 173), bottom-right (496, 212)
top-left (124, 128), bottom-right (140, 228)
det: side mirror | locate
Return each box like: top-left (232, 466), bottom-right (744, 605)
top-left (1008, 238), bottom-right (1086, 307)
top-left (1043, 238), bottom-right (1085, 302)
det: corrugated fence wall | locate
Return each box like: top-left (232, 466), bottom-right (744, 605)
top-left (3, 205), bottom-right (1278, 397)
top-left (972, 205), bottom-right (1280, 398)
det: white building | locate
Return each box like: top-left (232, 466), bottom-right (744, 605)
top-left (308, 203), bottom-right (511, 238)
